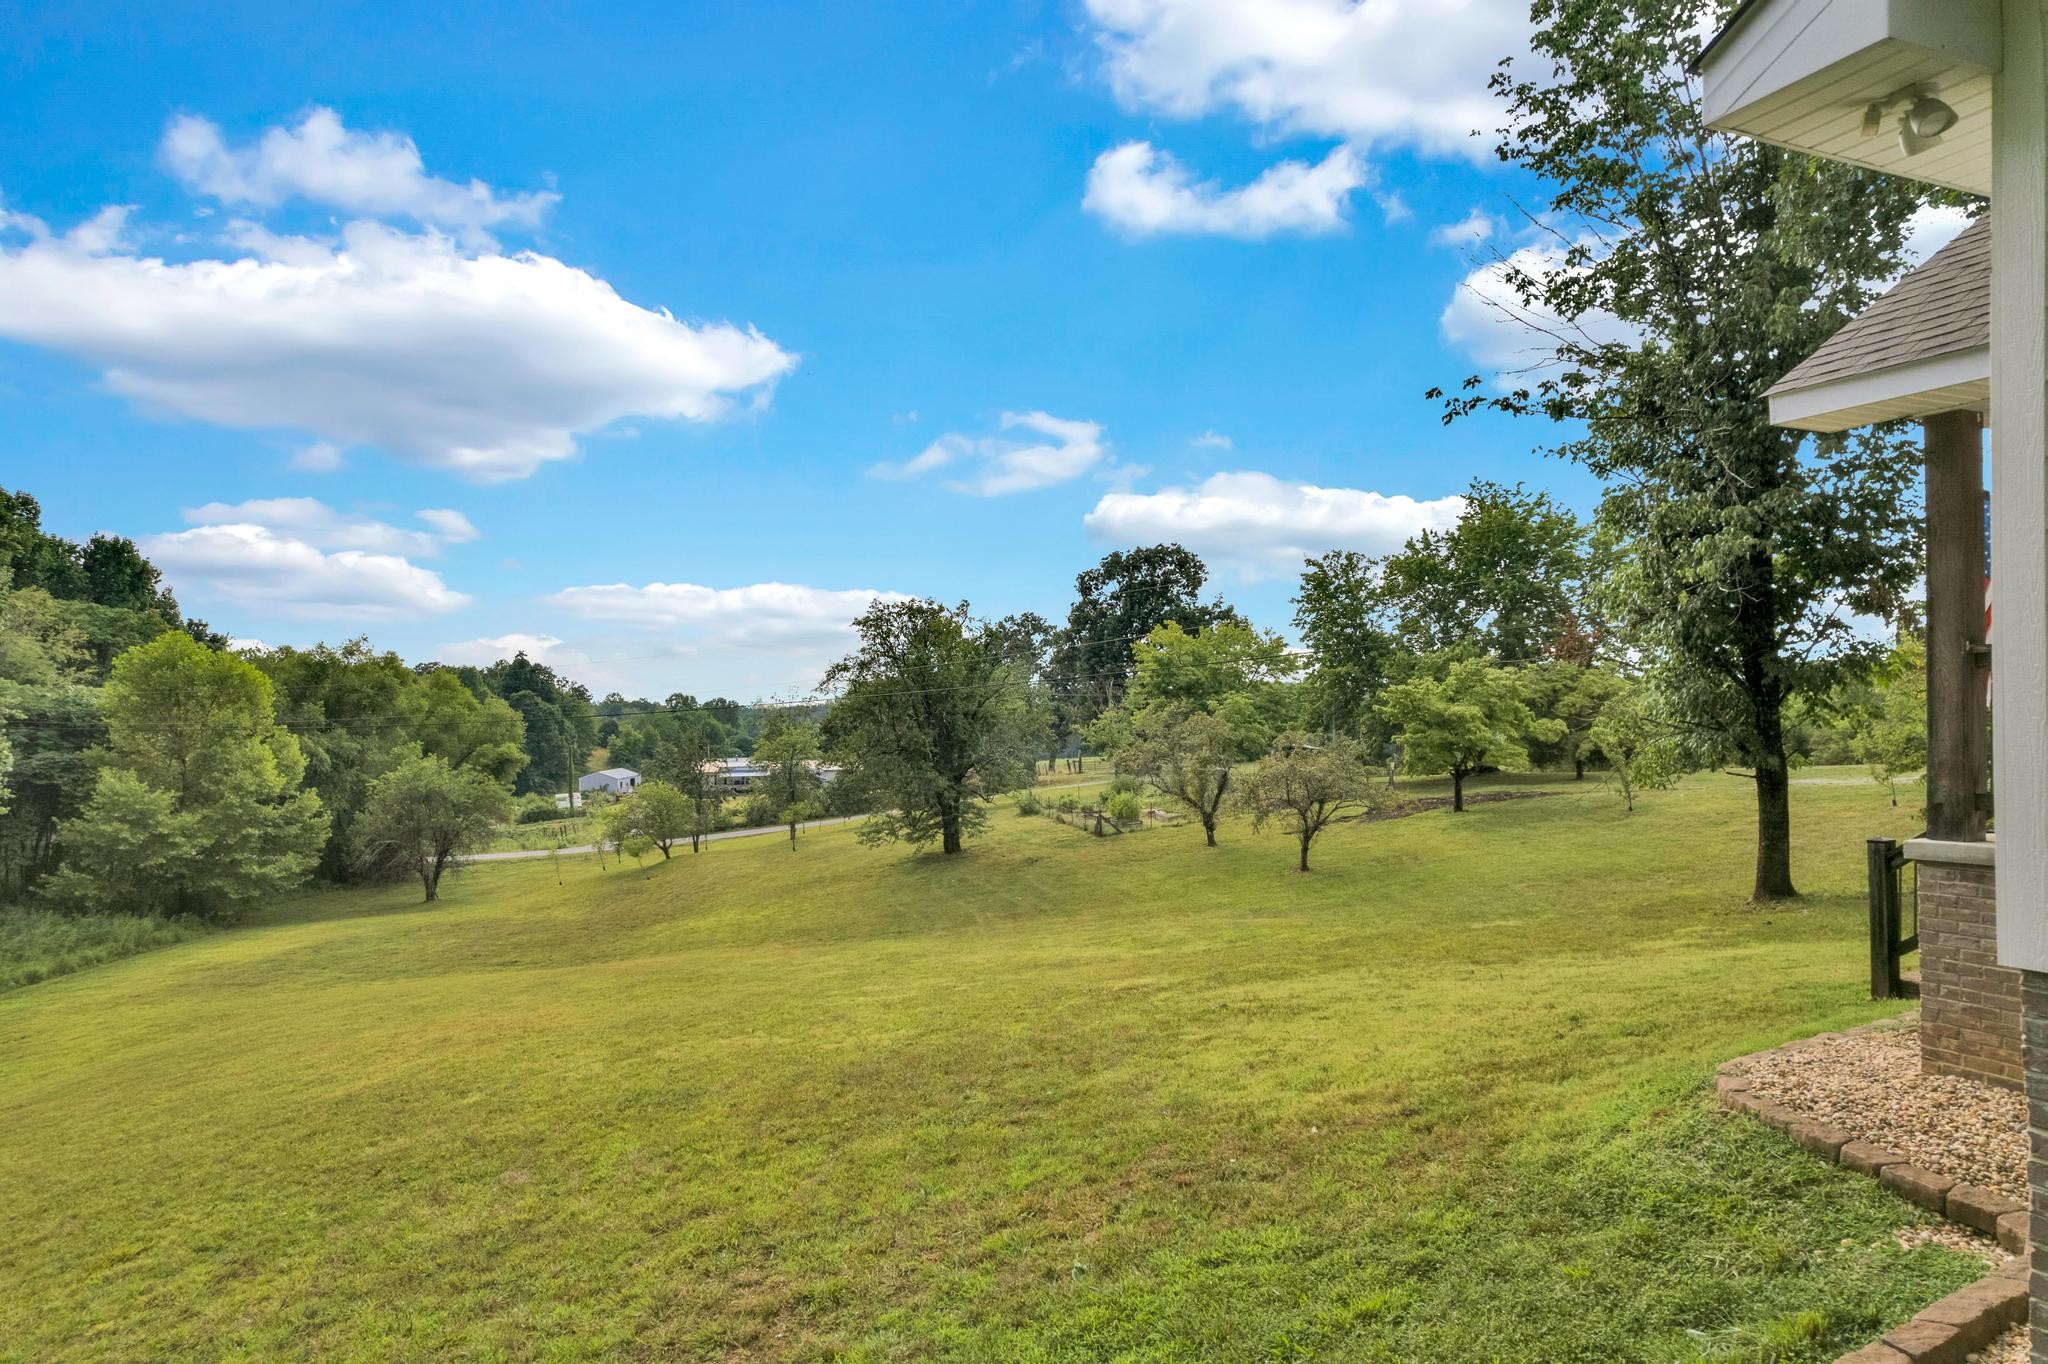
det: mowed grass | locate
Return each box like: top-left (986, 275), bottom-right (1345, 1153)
top-left (0, 770), bottom-right (1977, 1362)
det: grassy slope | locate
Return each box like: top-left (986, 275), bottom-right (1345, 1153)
top-left (0, 771), bottom-right (1974, 1362)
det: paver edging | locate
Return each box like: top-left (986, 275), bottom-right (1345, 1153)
top-left (1713, 1017), bottom-right (2027, 1364)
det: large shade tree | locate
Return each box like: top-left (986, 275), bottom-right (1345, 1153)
top-left (823, 600), bottom-right (1039, 855)
top-left (46, 632), bottom-right (327, 919)
top-left (1433, 0), bottom-right (1934, 897)
top-left (1057, 545), bottom-right (1241, 719)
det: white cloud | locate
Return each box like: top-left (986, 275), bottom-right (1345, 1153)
top-left (1083, 470), bottom-right (1465, 577)
top-left (542, 581), bottom-right (916, 698)
top-left (180, 497), bottom-right (480, 558)
top-left (871, 410), bottom-right (1108, 495)
top-left (1083, 0), bottom-right (1527, 158)
top-left (0, 117), bottom-right (796, 483)
top-left (1083, 141), bottom-right (1367, 238)
top-left (1429, 208), bottom-right (1502, 250)
top-left (1439, 240), bottom-right (1641, 388)
top-left (140, 523), bottom-right (471, 619)
top-left (162, 109), bottom-right (557, 244)
top-left (1899, 203), bottom-right (1973, 272)
top-left (291, 441), bottom-right (344, 473)
top-left (1192, 429), bottom-right (1232, 449)
top-left (435, 632), bottom-right (590, 672)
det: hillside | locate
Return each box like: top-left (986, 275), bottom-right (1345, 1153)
top-left (0, 773), bottom-right (1980, 1362)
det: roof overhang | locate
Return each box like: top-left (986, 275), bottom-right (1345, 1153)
top-left (1769, 344), bottom-right (1988, 431)
top-left (1698, 0), bottom-right (1999, 194)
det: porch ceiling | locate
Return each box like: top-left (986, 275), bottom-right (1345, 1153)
top-left (1698, 0), bottom-right (1998, 195)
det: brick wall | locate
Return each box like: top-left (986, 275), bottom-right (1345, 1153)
top-left (1920, 860), bottom-right (2022, 1088)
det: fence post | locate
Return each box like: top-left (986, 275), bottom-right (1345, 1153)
top-left (1866, 837), bottom-right (1897, 1000)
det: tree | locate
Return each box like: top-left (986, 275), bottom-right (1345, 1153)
top-left (1234, 732), bottom-right (1384, 872)
top-left (1852, 638), bottom-right (1928, 807)
top-left (1060, 545), bottom-right (1241, 718)
top-left (45, 632), bottom-right (327, 919)
top-left (1113, 703), bottom-right (1238, 847)
top-left (1588, 685), bottom-right (1683, 812)
top-left (1376, 482), bottom-right (1589, 664)
top-left (753, 715), bottom-right (824, 850)
top-left (648, 709), bottom-right (727, 852)
top-left (823, 599), bottom-right (1038, 855)
top-left (625, 781), bottom-right (696, 859)
top-left (1294, 550), bottom-right (1398, 739)
top-left (357, 753), bottom-right (512, 901)
top-left (1431, 0), bottom-right (1933, 897)
top-left (1524, 661), bottom-right (1624, 780)
top-left (1379, 658), bottom-right (1560, 812)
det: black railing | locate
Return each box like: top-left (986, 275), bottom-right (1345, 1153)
top-left (1866, 837), bottom-right (1920, 1001)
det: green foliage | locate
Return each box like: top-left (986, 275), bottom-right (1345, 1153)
top-left (1014, 790), bottom-right (1042, 817)
top-left (753, 714), bottom-right (825, 848)
top-left (1433, 0), bottom-right (1938, 896)
top-left (0, 485), bottom-right (215, 640)
top-left (1112, 703), bottom-right (1240, 846)
top-left (1379, 658), bottom-right (1562, 811)
top-left (1057, 544), bottom-right (1240, 719)
top-left (1523, 662), bottom-right (1625, 778)
top-left (1102, 790), bottom-right (1143, 826)
top-left (357, 752), bottom-right (513, 902)
top-left (823, 599), bottom-right (1040, 855)
top-left (602, 781), bottom-right (696, 859)
top-left (1589, 685), bottom-right (1685, 813)
top-left (1233, 731), bottom-right (1387, 871)
top-left (1293, 549), bottom-right (1397, 739)
top-left (514, 793), bottom-right (572, 824)
top-left (0, 906), bottom-right (210, 992)
top-left (459, 651), bottom-right (597, 797)
top-left (44, 633), bottom-right (327, 920)
top-left (1849, 639), bottom-right (1928, 807)
top-left (1376, 481), bottom-right (1590, 664)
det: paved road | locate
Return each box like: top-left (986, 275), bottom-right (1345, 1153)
top-left (466, 814), bottom-right (866, 862)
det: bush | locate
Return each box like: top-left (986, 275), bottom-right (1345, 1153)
top-left (1015, 791), bottom-right (1042, 817)
top-left (0, 909), bottom-right (211, 993)
top-left (1056, 794), bottom-right (1081, 814)
top-left (1106, 775), bottom-right (1142, 798)
top-left (515, 794), bottom-right (573, 825)
top-left (1103, 791), bottom-right (1144, 825)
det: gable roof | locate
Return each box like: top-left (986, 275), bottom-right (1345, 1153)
top-left (591, 767), bottom-right (639, 779)
top-left (1767, 216), bottom-right (1990, 432)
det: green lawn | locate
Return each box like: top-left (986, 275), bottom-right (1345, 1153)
top-left (0, 769), bottom-right (1979, 1362)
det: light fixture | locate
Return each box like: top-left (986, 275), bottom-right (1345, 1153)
top-left (1905, 95), bottom-right (1958, 141)
top-left (1860, 85), bottom-right (1960, 159)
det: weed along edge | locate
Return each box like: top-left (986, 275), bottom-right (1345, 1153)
top-left (1717, 1020), bottom-right (2029, 1363)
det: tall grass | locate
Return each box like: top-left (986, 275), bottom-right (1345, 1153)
top-left (0, 908), bottom-right (211, 992)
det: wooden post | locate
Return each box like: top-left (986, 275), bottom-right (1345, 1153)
top-left (1868, 837), bottom-right (1898, 1000)
top-left (1924, 410), bottom-right (1990, 841)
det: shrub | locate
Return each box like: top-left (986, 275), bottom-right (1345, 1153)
top-left (1103, 791), bottom-right (1143, 826)
top-left (1106, 775), bottom-right (1142, 798)
top-left (515, 794), bottom-right (572, 824)
top-left (1056, 794), bottom-right (1081, 814)
top-left (1015, 791), bottom-right (1042, 817)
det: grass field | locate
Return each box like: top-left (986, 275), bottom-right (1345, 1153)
top-left (485, 813), bottom-right (602, 853)
top-left (0, 769), bottom-right (1977, 1362)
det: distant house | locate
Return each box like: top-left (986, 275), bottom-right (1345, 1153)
top-left (578, 768), bottom-right (641, 796)
top-left (701, 756), bottom-right (841, 795)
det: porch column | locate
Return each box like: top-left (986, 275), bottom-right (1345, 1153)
top-left (1992, 3), bottom-right (2048, 1359)
top-left (1923, 411), bottom-right (1989, 842)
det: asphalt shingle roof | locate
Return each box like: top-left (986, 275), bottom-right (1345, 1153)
top-left (1769, 217), bottom-right (1990, 398)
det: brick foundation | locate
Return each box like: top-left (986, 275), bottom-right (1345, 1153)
top-left (1919, 859), bottom-right (2023, 1089)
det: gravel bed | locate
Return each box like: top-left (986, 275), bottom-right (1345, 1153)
top-left (1726, 1023), bottom-right (2027, 1203)
top-left (1972, 1324), bottom-right (2025, 1363)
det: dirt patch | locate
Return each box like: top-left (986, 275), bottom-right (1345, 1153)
top-left (1348, 790), bottom-right (1564, 823)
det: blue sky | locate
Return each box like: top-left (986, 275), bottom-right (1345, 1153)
top-left (1, 0), bottom-right (1631, 700)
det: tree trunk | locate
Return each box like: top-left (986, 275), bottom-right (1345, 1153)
top-left (787, 820), bottom-right (798, 850)
top-left (659, 843), bottom-right (671, 859)
top-left (1752, 748), bottom-right (1796, 900)
top-left (1451, 770), bottom-right (1466, 812)
top-left (1298, 833), bottom-right (1312, 872)
top-left (1574, 758), bottom-right (1585, 781)
top-left (942, 812), bottom-right (964, 854)
top-left (1203, 817), bottom-right (1217, 848)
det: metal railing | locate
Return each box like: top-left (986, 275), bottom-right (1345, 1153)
top-left (1866, 837), bottom-right (1920, 1000)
